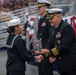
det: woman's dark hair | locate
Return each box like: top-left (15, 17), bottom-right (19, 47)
top-left (7, 25), bottom-right (18, 34)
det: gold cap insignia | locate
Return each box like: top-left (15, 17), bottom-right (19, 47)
top-left (46, 13), bottom-right (58, 19)
top-left (37, 4), bottom-right (46, 8)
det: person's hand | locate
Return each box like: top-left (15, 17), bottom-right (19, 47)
top-left (40, 49), bottom-right (49, 54)
top-left (49, 57), bottom-right (56, 63)
top-left (35, 55), bottom-right (43, 63)
top-left (34, 51), bottom-right (41, 55)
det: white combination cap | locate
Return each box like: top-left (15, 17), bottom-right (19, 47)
top-left (37, 0), bottom-right (51, 8)
top-left (46, 8), bottom-right (63, 19)
top-left (46, 8), bottom-right (63, 14)
top-left (7, 18), bottom-right (21, 27)
top-left (37, 0), bottom-right (51, 5)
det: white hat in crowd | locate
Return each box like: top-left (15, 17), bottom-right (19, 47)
top-left (46, 8), bottom-right (63, 19)
top-left (37, 0), bottom-right (51, 8)
top-left (7, 18), bottom-right (21, 27)
top-left (26, 12), bottom-right (29, 16)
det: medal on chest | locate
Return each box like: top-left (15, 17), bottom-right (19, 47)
top-left (56, 32), bottom-right (61, 44)
top-left (41, 22), bottom-right (46, 26)
top-left (56, 32), bottom-right (61, 38)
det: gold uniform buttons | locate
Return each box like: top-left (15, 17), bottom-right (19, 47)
top-left (40, 38), bottom-right (42, 40)
top-left (40, 33), bottom-right (42, 35)
top-left (57, 40), bottom-right (61, 44)
top-left (59, 57), bottom-right (61, 59)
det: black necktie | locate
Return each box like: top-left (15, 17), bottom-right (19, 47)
top-left (52, 27), bottom-right (55, 36)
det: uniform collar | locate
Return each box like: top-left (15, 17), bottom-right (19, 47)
top-left (55, 19), bottom-right (61, 29)
top-left (40, 14), bottom-right (47, 19)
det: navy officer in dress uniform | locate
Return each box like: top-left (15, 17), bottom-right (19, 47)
top-left (40, 8), bottom-right (76, 75)
top-left (35, 0), bottom-right (53, 75)
top-left (6, 18), bottom-right (37, 75)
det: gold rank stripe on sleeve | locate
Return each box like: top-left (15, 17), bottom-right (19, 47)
top-left (37, 4), bottom-right (46, 8)
top-left (51, 47), bottom-right (59, 56)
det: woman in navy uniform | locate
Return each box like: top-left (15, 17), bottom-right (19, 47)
top-left (40, 8), bottom-right (76, 75)
top-left (35, 0), bottom-right (53, 75)
top-left (6, 18), bottom-right (35, 75)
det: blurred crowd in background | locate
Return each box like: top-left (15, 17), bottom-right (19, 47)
top-left (0, 0), bottom-right (29, 11)
top-left (0, 0), bottom-right (75, 12)
top-left (0, 0), bottom-right (75, 22)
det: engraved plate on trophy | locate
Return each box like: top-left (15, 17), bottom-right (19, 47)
top-left (32, 40), bottom-right (42, 51)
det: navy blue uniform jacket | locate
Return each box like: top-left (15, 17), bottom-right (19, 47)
top-left (46, 20), bottom-right (76, 73)
top-left (6, 34), bottom-right (34, 72)
top-left (37, 15), bottom-right (51, 48)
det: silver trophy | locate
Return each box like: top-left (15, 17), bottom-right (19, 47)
top-left (32, 40), bottom-right (42, 51)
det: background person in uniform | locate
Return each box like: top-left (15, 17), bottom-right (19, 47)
top-left (40, 8), bottom-right (76, 75)
top-left (35, 0), bottom-right (53, 75)
top-left (6, 18), bottom-right (38, 75)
